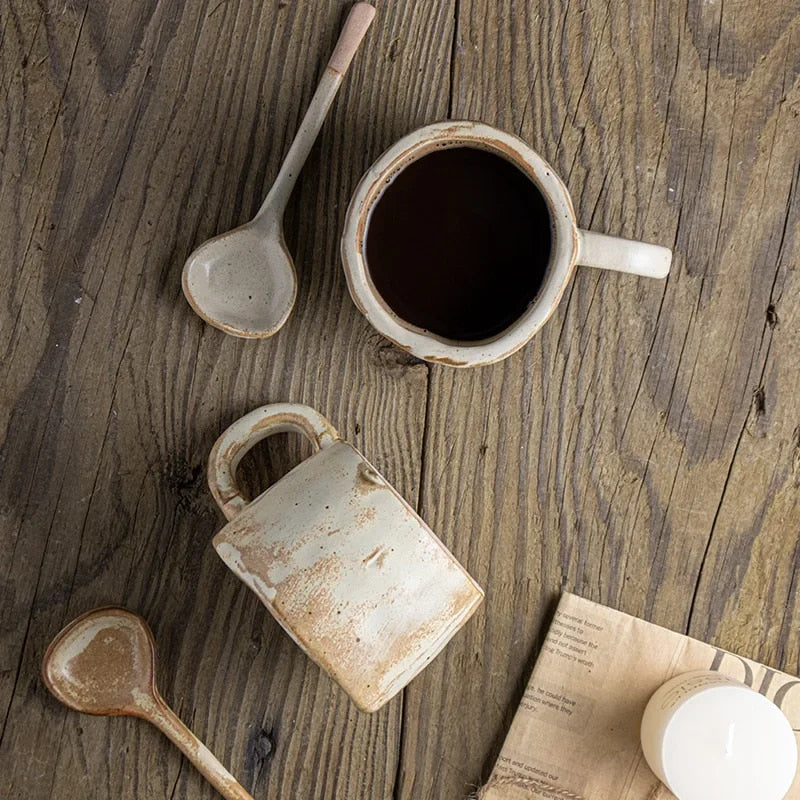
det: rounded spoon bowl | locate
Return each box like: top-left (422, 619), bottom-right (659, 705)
top-left (183, 220), bottom-right (295, 337)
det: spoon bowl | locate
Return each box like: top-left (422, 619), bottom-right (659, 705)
top-left (42, 606), bottom-right (156, 717)
top-left (182, 221), bottom-right (296, 338)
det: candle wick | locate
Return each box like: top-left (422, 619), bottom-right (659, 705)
top-left (724, 721), bottom-right (736, 759)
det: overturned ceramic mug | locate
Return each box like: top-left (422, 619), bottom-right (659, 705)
top-left (341, 120), bottom-right (672, 367)
top-left (208, 403), bottom-right (484, 712)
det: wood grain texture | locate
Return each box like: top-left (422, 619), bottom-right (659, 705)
top-left (398, 0), bottom-right (800, 798)
top-left (0, 1), bottom-right (448, 798)
top-left (1, 0), bottom-right (799, 799)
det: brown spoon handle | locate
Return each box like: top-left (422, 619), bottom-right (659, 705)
top-left (328, 2), bottom-right (376, 75)
top-left (146, 693), bottom-right (255, 800)
top-left (257, 2), bottom-right (375, 221)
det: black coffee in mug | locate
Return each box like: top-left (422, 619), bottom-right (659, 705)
top-left (365, 146), bottom-right (552, 342)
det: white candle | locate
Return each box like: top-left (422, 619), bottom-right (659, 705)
top-left (640, 670), bottom-right (797, 800)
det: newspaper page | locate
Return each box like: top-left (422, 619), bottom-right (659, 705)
top-left (483, 593), bottom-right (800, 800)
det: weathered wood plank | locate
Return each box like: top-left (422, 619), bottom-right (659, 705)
top-left (0, 1), bottom-right (452, 798)
top-left (397, 0), bottom-right (800, 798)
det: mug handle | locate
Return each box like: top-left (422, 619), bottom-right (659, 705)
top-left (208, 404), bottom-right (339, 521)
top-left (576, 229), bottom-right (672, 279)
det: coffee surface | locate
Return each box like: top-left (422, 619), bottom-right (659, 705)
top-left (365, 146), bottom-right (552, 342)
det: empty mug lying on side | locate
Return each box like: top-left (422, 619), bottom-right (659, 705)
top-left (208, 403), bottom-right (484, 713)
top-left (341, 120), bottom-right (672, 367)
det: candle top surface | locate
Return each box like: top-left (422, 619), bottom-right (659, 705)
top-left (662, 683), bottom-right (797, 800)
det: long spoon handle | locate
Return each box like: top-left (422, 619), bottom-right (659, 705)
top-left (148, 695), bottom-right (255, 800)
top-left (256, 2), bottom-right (376, 223)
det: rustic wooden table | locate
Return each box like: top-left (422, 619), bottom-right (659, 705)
top-left (2, 1), bottom-right (799, 798)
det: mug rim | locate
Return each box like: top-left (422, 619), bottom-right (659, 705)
top-left (341, 120), bottom-right (579, 367)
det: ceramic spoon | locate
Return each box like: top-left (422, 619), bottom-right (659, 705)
top-left (182, 2), bottom-right (376, 338)
top-left (42, 607), bottom-right (254, 800)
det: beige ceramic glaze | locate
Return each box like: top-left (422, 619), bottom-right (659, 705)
top-left (42, 608), bottom-right (254, 800)
top-left (182, 2), bottom-right (376, 338)
top-left (341, 120), bottom-right (673, 367)
top-left (208, 403), bottom-right (484, 712)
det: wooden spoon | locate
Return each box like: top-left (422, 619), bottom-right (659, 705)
top-left (182, 2), bottom-right (376, 338)
top-left (42, 607), bottom-right (254, 800)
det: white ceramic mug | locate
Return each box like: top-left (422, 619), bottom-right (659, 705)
top-left (341, 120), bottom-right (672, 367)
top-left (208, 403), bottom-right (484, 713)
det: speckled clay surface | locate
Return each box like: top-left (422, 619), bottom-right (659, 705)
top-left (182, 3), bottom-right (376, 338)
top-left (42, 608), bottom-right (255, 800)
top-left (208, 403), bottom-right (484, 713)
top-left (341, 120), bottom-right (672, 367)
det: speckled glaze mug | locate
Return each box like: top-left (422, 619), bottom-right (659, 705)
top-left (208, 403), bottom-right (484, 713)
top-left (341, 120), bottom-right (672, 367)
